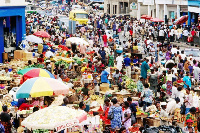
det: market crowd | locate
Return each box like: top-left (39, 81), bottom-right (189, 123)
top-left (0, 1), bottom-right (200, 133)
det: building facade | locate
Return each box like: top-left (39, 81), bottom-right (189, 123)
top-left (104, 0), bottom-right (136, 15)
top-left (0, 0), bottom-right (26, 62)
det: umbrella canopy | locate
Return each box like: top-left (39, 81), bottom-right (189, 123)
top-left (93, 3), bottom-right (100, 6)
top-left (23, 68), bottom-right (55, 79)
top-left (150, 18), bottom-right (164, 22)
top-left (26, 35), bottom-right (43, 44)
top-left (175, 15), bottom-right (188, 25)
top-left (21, 106), bottom-right (87, 131)
top-left (33, 31), bottom-right (51, 38)
top-left (141, 15), bottom-right (152, 20)
top-left (17, 67), bottom-right (36, 75)
top-left (66, 37), bottom-right (89, 46)
top-left (16, 77), bottom-right (69, 99)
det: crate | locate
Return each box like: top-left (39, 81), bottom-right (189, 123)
top-left (14, 50), bottom-right (25, 59)
top-left (23, 52), bottom-right (33, 60)
top-left (100, 83), bottom-right (109, 92)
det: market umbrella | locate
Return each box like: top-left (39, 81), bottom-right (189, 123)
top-left (93, 3), bottom-right (100, 6)
top-left (23, 68), bottom-right (55, 79)
top-left (141, 15), bottom-right (151, 20)
top-left (17, 67), bottom-right (37, 75)
top-left (66, 37), bottom-right (89, 46)
top-left (33, 31), bottom-right (51, 38)
top-left (16, 77), bottom-right (69, 99)
top-left (150, 18), bottom-right (164, 22)
top-left (26, 35), bottom-right (43, 44)
top-left (21, 106), bottom-right (87, 131)
top-left (175, 15), bottom-right (188, 25)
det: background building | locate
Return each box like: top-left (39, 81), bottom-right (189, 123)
top-left (0, 0), bottom-right (26, 62)
top-left (104, 0), bottom-right (136, 15)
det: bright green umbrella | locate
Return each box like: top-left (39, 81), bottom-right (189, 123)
top-left (17, 67), bottom-right (36, 75)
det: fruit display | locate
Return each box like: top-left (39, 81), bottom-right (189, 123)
top-left (122, 76), bottom-right (137, 92)
top-left (22, 106), bottom-right (87, 130)
top-left (2, 94), bottom-right (13, 108)
top-left (55, 60), bottom-right (70, 68)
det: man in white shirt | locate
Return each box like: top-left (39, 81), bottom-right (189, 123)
top-left (183, 28), bottom-right (189, 42)
top-left (159, 28), bottom-right (165, 43)
top-left (180, 51), bottom-right (186, 60)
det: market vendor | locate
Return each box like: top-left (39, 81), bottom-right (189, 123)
top-left (160, 102), bottom-right (169, 126)
top-left (182, 119), bottom-right (195, 133)
top-left (1, 106), bottom-right (11, 133)
top-left (185, 107), bottom-right (198, 132)
top-left (81, 83), bottom-right (89, 96)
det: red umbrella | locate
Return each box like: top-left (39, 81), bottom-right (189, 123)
top-left (141, 15), bottom-right (151, 20)
top-left (150, 18), bottom-right (164, 22)
top-left (175, 15), bottom-right (188, 25)
top-left (33, 31), bottom-right (51, 38)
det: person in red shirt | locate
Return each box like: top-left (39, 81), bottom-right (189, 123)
top-left (102, 33), bottom-right (107, 47)
top-left (191, 29), bottom-right (196, 37)
top-left (129, 29), bottom-right (133, 36)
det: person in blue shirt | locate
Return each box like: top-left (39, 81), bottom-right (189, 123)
top-left (99, 47), bottom-right (106, 61)
top-left (101, 67), bottom-right (109, 83)
top-left (183, 71), bottom-right (191, 89)
top-left (124, 55), bottom-right (131, 78)
top-left (127, 97), bottom-right (137, 125)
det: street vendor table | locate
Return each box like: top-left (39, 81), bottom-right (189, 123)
top-left (112, 92), bottom-right (132, 98)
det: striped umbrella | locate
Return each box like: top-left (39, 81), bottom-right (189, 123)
top-left (16, 77), bottom-right (69, 99)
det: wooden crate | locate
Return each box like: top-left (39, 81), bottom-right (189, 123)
top-left (14, 50), bottom-right (24, 59)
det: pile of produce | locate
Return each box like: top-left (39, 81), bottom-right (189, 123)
top-left (55, 60), bottom-right (70, 68)
top-left (122, 76), bottom-right (137, 92)
top-left (21, 106), bottom-right (87, 130)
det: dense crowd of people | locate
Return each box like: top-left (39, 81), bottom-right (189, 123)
top-left (0, 1), bottom-right (200, 133)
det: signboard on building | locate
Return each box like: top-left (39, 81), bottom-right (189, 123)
top-left (188, 0), bottom-right (200, 6)
top-left (143, 0), bottom-right (154, 5)
top-left (130, 2), bottom-right (137, 10)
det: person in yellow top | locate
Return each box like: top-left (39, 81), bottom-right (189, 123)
top-left (81, 63), bottom-right (87, 73)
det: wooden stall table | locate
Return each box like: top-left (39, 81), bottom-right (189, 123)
top-left (112, 92), bottom-right (132, 98)
top-left (136, 114), bottom-right (148, 126)
top-left (143, 117), bottom-right (160, 127)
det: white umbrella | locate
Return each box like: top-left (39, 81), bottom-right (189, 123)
top-left (66, 37), bottom-right (89, 46)
top-left (26, 35), bottom-right (43, 44)
top-left (93, 3), bottom-right (100, 6)
top-left (21, 106), bottom-right (87, 131)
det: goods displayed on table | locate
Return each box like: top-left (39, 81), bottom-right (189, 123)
top-left (21, 106), bottom-right (87, 131)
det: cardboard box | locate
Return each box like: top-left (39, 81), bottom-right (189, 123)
top-left (14, 50), bottom-right (24, 59)
top-left (23, 52), bottom-right (33, 59)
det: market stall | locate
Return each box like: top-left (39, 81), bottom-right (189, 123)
top-left (21, 106), bottom-right (87, 132)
